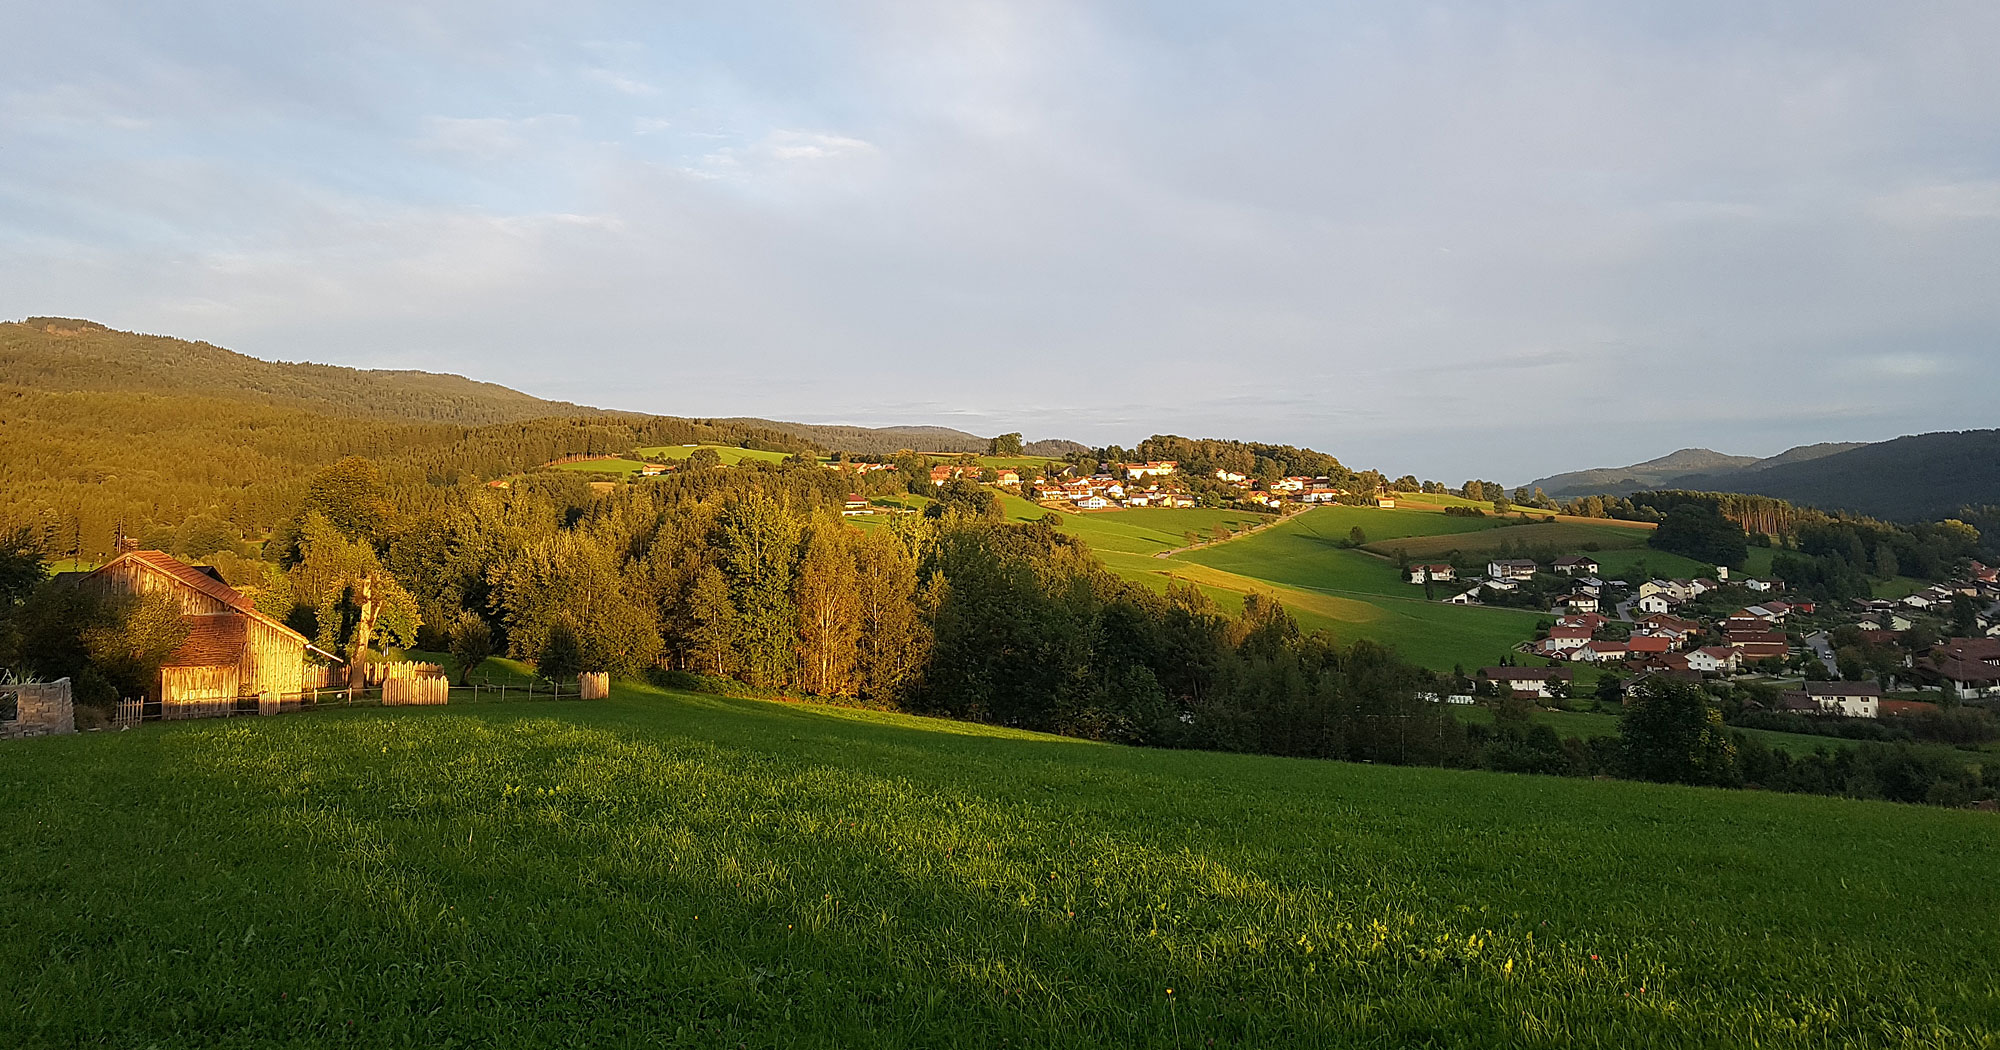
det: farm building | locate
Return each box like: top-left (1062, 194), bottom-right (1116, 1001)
top-left (80, 550), bottom-right (332, 716)
top-left (1477, 666), bottom-right (1572, 699)
top-left (1781, 681), bottom-right (1882, 719)
top-left (1406, 563), bottom-right (1456, 584)
top-left (1487, 559), bottom-right (1538, 581)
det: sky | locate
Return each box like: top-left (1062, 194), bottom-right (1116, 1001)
top-left (3, 1), bottom-right (1997, 483)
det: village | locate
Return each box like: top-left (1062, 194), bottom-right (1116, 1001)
top-left (1462, 552), bottom-right (2000, 721)
top-left (908, 457), bottom-right (1401, 512)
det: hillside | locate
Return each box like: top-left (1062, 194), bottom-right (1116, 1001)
top-left (1528, 448), bottom-right (1761, 495)
top-left (1666, 430), bottom-right (2000, 520)
top-left (711, 419), bottom-right (1080, 457)
top-left (1523, 432), bottom-right (2000, 521)
top-left (4, 687), bottom-right (1995, 1048)
top-left (4, 317), bottom-right (1080, 458)
top-left (1, 318), bottom-right (603, 424)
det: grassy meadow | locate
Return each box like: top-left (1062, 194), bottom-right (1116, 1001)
top-left (5, 684), bottom-right (1998, 1049)
top-left (636, 444), bottom-right (796, 466)
top-left (1130, 506), bottom-right (1550, 670)
top-left (551, 456), bottom-right (651, 475)
top-left (1361, 520), bottom-right (1651, 561)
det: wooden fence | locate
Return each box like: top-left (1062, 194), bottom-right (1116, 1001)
top-left (383, 676), bottom-right (450, 706)
top-left (366, 661), bottom-right (445, 686)
top-left (578, 672), bottom-right (610, 700)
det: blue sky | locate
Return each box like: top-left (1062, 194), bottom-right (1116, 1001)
top-left (3, 1), bottom-right (1997, 482)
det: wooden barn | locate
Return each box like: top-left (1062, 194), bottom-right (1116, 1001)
top-left (82, 550), bottom-right (333, 717)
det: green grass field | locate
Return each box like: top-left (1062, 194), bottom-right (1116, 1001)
top-left (1363, 521), bottom-right (1652, 561)
top-left (1053, 507), bottom-right (1276, 556)
top-left (5, 686), bottom-right (1997, 1048)
top-left (1144, 507), bottom-right (1546, 669)
top-left (636, 444), bottom-right (796, 466)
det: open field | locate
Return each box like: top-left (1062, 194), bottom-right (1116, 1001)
top-left (1363, 520), bottom-right (1652, 560)
top-left (5, 685), bottom-right (1998, 1048)
top-left (1151, 506), bottom-right (1549, 668)
top-left (1052, 507), bottom-right (1276, 556)
top-left (636, 444), bottom-right (795, 466)
top-left (550, 456), bottom-right (649, 474)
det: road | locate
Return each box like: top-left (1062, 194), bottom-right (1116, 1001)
top-left (1805, 631), bottom-right (1839, 677)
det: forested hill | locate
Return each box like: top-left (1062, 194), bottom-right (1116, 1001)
top-left (2, 318), bottom-right (606, 424)
top-left (3, 318), bottom-right (1084, 454)
top-left (1664, 430), bottom-right (2000, 521)
top-left (1529, 432), bottom-right (1996, 520)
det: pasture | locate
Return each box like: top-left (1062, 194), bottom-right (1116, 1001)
top-left (4, 686), bottom-right (1997, 1048)
top-left (1053, 506), bottom-right (1277, 555)
top-left (635, 444), bottom-right (796, 466)
top-left (1157, 506), bottom-right (1552, 669)
top-left (550, 456), bottom-right (649, 475)
top-left (1362, 520), bottom-right (1651, 561)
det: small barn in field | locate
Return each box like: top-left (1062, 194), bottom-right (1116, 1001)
top-left (82, 550), bottom-right (331, 716)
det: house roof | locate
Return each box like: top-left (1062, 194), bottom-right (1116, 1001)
top-left (1548, 626), bottom-right (1595, 640)
top-left (1626, 636), bottom-right (1672, 653)
top-left (1479, 666), bottom-right (1572, 681)
top-left (1805, 681), bottom-right (1882, 697)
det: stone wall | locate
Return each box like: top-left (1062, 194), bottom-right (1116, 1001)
top-left (1, 679), bottom-right (76, 739)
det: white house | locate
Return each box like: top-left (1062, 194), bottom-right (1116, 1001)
top-left (1073, 495), bottom-right (1110, 510)
top-left (1123, 461), bottom-right (1178, 479)
top-left (1682, 647), bottom-right (1740, 674)
top-left (1569, 640), bottom-right (1629, 663)
top-left (1445, 589), bottom-right (1483, 605)
top-left (1478, 666), bottom-right (1573, 698)
top-left (1488, 559), bottom-right (1539, 581)
top-left (1561, 593), bottom-right (1601, 614)
top-left (1553, 555), bottom-right (1600, 576)
top-left (1636, 594), bottom-right (1674, 615)
top-left (1742, 578), bottom-right (1773, 593)
top-left (1406, 564), bottom-right (1457, 584)
top-left (1542, 626), bottom-right (1595, 652)
top-left (1794, 682), bottom-right (1882, 719)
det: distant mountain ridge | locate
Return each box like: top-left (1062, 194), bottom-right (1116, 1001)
top-left (1530, 434), bottom-right (1997, 521)
top-left (1, 318), bottom-right (1082, 453)
top-left (1528, 448), bottom-right (1764, 495)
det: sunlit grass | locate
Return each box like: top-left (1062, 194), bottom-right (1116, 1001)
top-left (5, 684), bottom-right (1996, 1047)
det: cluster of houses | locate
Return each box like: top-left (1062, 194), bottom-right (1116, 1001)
top-left (1468, 551), bottom-right (2000, 716)
top-left (1030, 468), bottom-right (1198, 511)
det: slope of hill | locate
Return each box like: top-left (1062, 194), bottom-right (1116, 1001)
top-left (715, 418), bottom-right (1085, 457)
top-left (1528, 448), bottom-right (1761, 495)
top-left (2, 318), bottom-right (603, 424)
top-left (4, 686), bottom-right (1993, 1048)
top-left (1666, 430), bottom-right (2000, 520)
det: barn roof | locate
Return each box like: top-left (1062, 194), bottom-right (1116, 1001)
top-left (88, 550), bottom-right (323, 655)
top-left (165, 614), bottom-right (248, 667)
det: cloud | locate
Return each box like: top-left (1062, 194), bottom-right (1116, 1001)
top-left (1871, 181), bottom-right (2000, 224)
top-left (583, 67), bottom-right (658, 97)
top-left (419, 114), bottom-right (575, 157)
top-left (2, 1), bottom-right (1998, 482)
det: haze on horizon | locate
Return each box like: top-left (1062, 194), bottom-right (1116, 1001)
top-left (3, 1), bottom-right (1997, 483)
